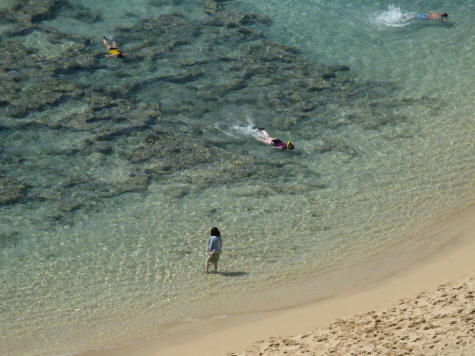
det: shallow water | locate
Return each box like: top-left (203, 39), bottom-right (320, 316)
top-left (0, 0), bottom-right (474, 355)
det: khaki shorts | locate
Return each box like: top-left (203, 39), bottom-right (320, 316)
top-left (207, 252), bottom-right (220, 264)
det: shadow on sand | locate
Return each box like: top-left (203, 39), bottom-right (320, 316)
top-left (215, 271), bottom-right (249, 277)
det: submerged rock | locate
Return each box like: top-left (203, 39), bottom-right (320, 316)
top-left (1, 0), bottom-right (100, 25)
top-left (0, 0), bottom-right (436, 224)
top-left (0, 231), bottom-right (21, 249)
top-left (0, 175), bottom-right (29, 205)
top-left (204, 0), bottom-right (220, 15)
top-left (1, 0), bottom-right (62, 24)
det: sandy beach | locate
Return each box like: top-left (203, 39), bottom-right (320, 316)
top-left (232, 276), bottom-right (475, 355)
top-left (83, 203), bottom-right (475, 356)
top-left (1, 1), bottom-right (474, 355)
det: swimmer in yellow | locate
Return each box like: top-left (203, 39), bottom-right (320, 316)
top-left (103, 36), bottom-right (124, 58)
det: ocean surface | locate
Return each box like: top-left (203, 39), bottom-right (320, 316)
top-left (0, 0), bottom-right (474, 355)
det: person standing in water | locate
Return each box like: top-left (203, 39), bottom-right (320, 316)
top-left (414, 12), bottom-right (448, 22)
top-left (103, 36), bottom-right (124, 58)
top-left (254, 127), bottom-right (294, 150)
top-left (206, 227), bottom-right (222, 273)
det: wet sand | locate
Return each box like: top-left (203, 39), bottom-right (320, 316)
top-left (83, 202), bottom-right (475, 356)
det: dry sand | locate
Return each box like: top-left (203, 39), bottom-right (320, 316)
top-left (231, 276), bottom-right (475, 356)
top-left (84, 203), bottom-right (475, 356)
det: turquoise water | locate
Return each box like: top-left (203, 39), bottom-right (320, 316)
top-left (0, 0), bottom-right (474, 355)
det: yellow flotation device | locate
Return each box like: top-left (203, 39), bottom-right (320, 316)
top-left (108, 48), bottom-right (121, 56)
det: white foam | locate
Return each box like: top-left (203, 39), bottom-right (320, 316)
top-left (216, 114), bottom-right (262, 140)
top-left (373, 5), bottom-right (414, 28)
top-left (231, 116), bottom-right (261, 138)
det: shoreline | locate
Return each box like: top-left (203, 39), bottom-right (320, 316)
top-left (82, 202), bottom-right (475, 356)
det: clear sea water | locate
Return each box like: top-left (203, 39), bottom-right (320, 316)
top-left (0, 0), bottom-right (474, 355)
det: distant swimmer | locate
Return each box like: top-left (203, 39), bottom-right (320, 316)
top-left (103, 36), bottom-right (124, 58)
top-left (414, 12), bottom-right (448, 22)
top-left (206, 227), bottom-right (222, 273)
top-left (254, 127), bottom-right (294, 150)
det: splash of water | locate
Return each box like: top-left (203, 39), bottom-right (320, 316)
top-left (373, 5), bottom-right (414, 28)
top-left (232, 116), bottom-right (262, 138)
top-left (215, 115), bottom-right (262, 139)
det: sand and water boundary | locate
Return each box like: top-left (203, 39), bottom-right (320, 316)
top-left (82, 201), bottom-right (475, 356)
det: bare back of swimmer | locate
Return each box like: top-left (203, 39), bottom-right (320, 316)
top-left (254, 127), bottom-right (294, 150)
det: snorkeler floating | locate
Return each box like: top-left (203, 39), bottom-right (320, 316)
top-left (103, 36), bottom-right (124, 58)
top-left (254, 127), bottom-right (294, 150)
top-left (414, 12), bottom-right (448, 22)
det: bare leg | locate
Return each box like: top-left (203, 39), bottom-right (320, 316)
top-left (206, 261), bottom-right (209, 273)
top-left (214, 263), bottom-right (218, 272)
top-left (261, 130), bottom-right (271, 139)
top-left (103, 37), bottom-right (111, 49)
top-left (256, 129), bottom-right (274, 145)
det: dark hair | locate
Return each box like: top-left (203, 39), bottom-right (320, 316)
top-left (441, 13), bottom-right (448, 18)
top-left (210, 227), bottom-right (220, 236)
